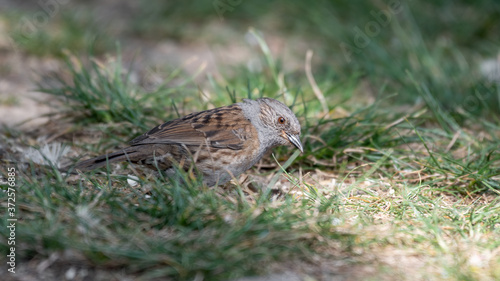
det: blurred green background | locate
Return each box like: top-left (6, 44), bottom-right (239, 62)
top-left (2, 0), bottom-right (499, 118)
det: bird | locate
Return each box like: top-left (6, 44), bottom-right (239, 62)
top-left (72, 98), bottom-right (303, 186)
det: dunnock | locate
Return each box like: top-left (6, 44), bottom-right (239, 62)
top-left (72, 98), bottom-right (302, 186)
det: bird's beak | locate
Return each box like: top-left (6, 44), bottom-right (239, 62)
top-left (285, 132), bottom-right (303, 153)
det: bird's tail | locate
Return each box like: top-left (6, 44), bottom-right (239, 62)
top-left (69, 146), bottom-right (141, 172)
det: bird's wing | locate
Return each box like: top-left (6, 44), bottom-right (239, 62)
top-left (129, 105), bottom-right (252, 150)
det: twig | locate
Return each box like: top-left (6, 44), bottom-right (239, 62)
top-left (445, 130), bottom-right (461, 153)
top-left (305, 50), bottom-right (328, 116)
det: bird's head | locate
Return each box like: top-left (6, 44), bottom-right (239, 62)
top-left (256, 98), bottom-right (303, 153)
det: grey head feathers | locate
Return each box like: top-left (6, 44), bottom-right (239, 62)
top-left (239, 98), bottom-right (302, 154)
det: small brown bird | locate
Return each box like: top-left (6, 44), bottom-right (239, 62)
top-left (73, 98), bottom-right (302, 186)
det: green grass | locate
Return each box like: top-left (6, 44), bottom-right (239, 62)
top-left (1, 166), bottom-right (351, 280)
top-left (1, 1), bottom-right (500, 280)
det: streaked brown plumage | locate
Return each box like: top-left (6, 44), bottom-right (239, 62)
top-left (73, 98), bottom-right (302, 186)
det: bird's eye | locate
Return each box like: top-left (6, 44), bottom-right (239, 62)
top-left (277, 117), bottom-right (286, 124)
